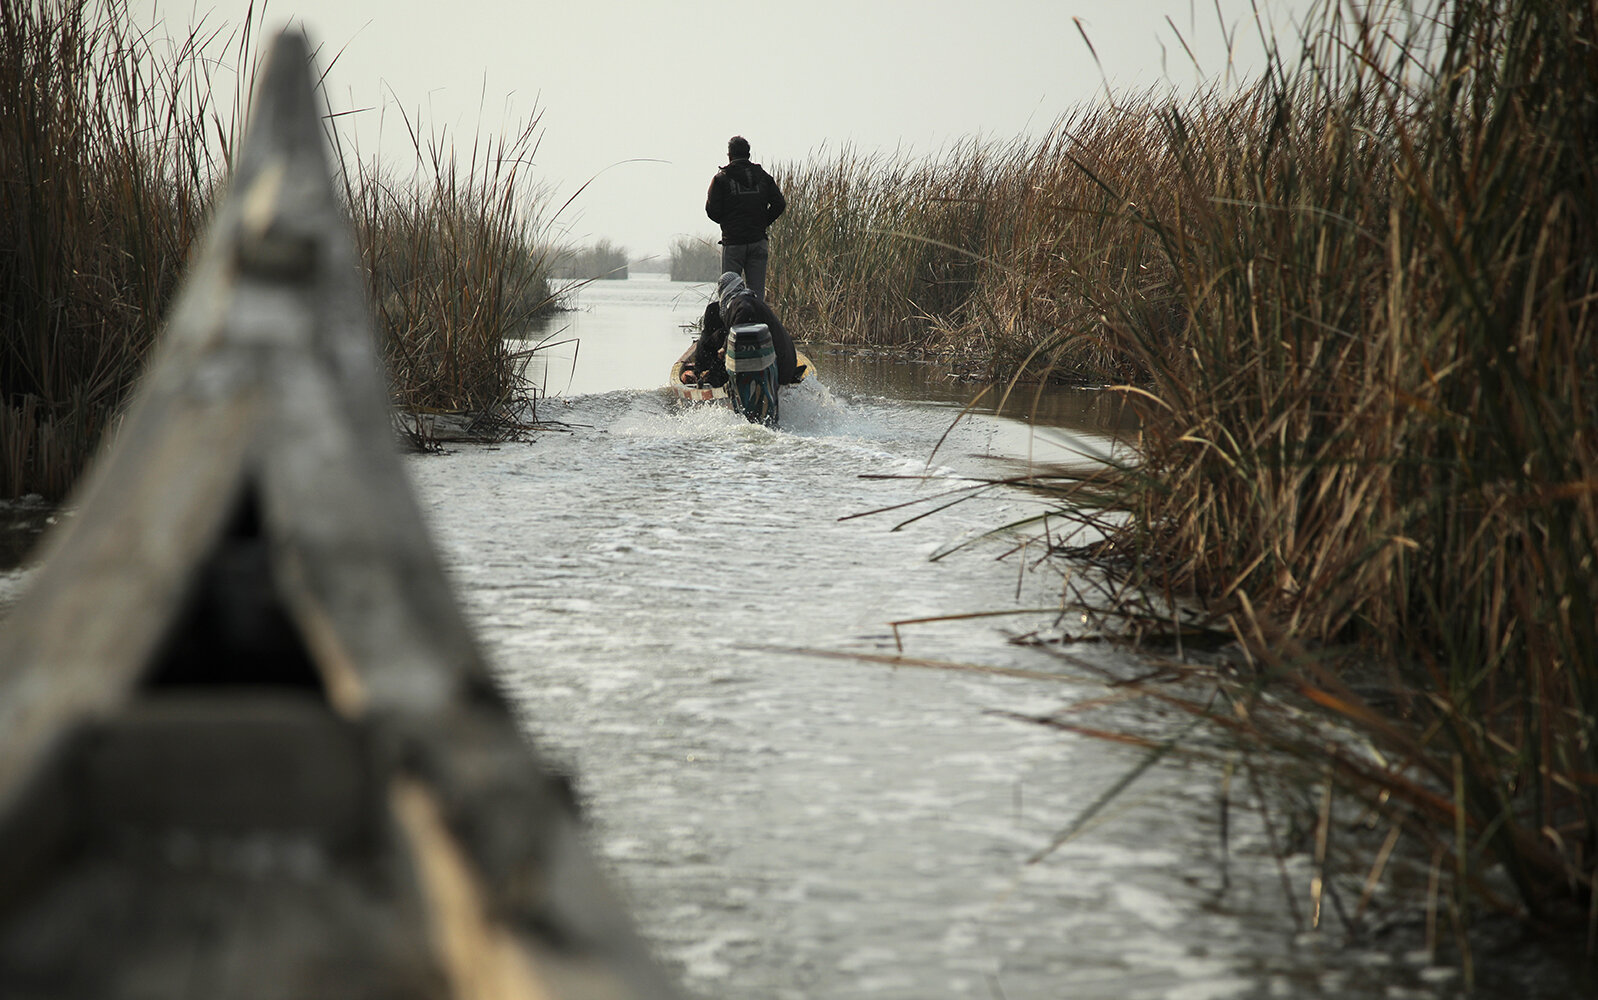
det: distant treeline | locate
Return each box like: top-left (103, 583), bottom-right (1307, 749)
top-left (549, 239), bottom-right (628, 280)
top-left (669, 236), bottom-right (721, 282)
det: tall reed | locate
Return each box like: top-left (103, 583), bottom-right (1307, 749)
top-left (780, 0), bottom-right (1595, 933)
top-left (1, 0), bottom-right (557, 498)
top-left (335, 107), bottom-right (555, 424)
top-left (771, 117), bottom-right (1181, 380)
top-left (1069, 0), bottom-right (1597, 920)
top-left (0, 0), bottom-right (242, 498)
top-left (771, 141), bottom-right (1026, 355)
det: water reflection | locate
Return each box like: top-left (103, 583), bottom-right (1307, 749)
top-left (816, 349), bottom-right (1138, 437)
top-left (518, 274), bottom-right (715, 397)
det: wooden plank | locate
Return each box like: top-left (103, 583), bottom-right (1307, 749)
top-left (0, 29), bottom-right (681, 1000)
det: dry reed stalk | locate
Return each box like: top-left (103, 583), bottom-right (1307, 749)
top-left (1, 0), bottom-right (559, 491)
top-left (336, 101), bottom-right (556, 423)
top-left (337, 103), bottom-right (556, 421)
top-left (0, 0), bottom-right (242, 498)
top-left (1029, 0), bottom-right (1596, 924)
top-left (805, 0), bottom-right (1595, 940)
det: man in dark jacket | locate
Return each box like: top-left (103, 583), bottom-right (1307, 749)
top-left (705, 135), bottom-right (785, 300)
top-left (680, 272), bottom-right (801, 388)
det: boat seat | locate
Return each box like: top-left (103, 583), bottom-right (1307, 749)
top-left (81, 690), bottom-right (374, 856)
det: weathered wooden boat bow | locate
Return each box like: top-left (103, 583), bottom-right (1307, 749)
top-left (0, 31), bottom-right (680, 1000)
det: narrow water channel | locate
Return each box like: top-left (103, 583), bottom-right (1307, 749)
top-left (400, 275), bottom-right (1480, 999)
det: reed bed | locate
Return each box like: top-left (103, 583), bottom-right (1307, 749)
top-left (1075, 0), bottom-right (1597, 935)
top-left (770, 113), bottom-right (1179, 380)
top-left (1, 0), bottom-right (556, 496)
top-left (669, 234), bottom-right (722, 283)
top-left (336, 109), bottom-right (555, 430)
top-left (0, 0), bottom-right (238, 497)
top-left (806, 0), bottom-right (1595, 958)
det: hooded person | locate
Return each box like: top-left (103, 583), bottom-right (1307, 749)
top-left (705, 136), bottom-right (785, 300)
top-left (681, 272), bottom-right (800, 388)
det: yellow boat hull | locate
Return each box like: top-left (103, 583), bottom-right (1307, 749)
top-left (670, 342), bottom-right (815, 404)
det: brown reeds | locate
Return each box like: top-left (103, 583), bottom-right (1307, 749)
top-left (335, 104), bottom-right (555, 425)
top-left (796, 0), bottom-right (1595, 944)
top-left (769, 114), bottom-right (1181, 380)
top-left (1, 0), bottom-right (557, 497)
top-left (0, 0), bottom-right (243, 498)
top-left (1063, 0), bottom-right (1598, 924)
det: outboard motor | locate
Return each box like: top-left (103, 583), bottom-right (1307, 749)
top-left (725, 322), bottom-right (778, 425)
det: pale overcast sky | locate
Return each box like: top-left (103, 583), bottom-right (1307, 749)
top-left (136, 1), bottom-right (1326, 259)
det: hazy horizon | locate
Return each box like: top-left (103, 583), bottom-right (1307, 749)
top-left (137, 0), bottom-right (1328, 260)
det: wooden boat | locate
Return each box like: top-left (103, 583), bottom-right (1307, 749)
top-left (669, 339), bottom-right (816, 405)
top-left (0, 30), bottom-right (679, 1000)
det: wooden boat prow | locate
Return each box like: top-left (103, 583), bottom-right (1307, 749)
top-left (0, 30), bottom-right (679, 1000)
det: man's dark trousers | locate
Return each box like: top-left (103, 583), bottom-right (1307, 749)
top-left (721, 239), bottom-right (769, 300)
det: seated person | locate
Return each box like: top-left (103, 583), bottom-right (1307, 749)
top-left (678, 300), bottom-right (732, 387)
top-left (679, 273), bottom-right (801, 387)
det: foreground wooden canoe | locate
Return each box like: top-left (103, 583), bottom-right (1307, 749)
top-left (0, 30), bottom-right (679, 1000)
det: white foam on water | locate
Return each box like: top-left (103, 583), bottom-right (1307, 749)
top-left (0, 568), bottom-right (30, 616)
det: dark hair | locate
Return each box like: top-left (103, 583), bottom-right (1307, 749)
top-left (727, 135), bottom-right (750, 159)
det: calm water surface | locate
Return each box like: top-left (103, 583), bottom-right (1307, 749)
top-left (400, 275), bottom-right (1494, 999)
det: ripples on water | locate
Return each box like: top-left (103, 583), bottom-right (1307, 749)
top-left (0, 276), bottom-right (1521, 998)
top-left (406, 281), bottom-right (1495, 999)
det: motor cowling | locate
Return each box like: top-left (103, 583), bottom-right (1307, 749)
top-left (725, 323), bottom-right (778, 425)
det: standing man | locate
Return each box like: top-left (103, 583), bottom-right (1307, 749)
top-left (705, 135), bottom-right (785, 300)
